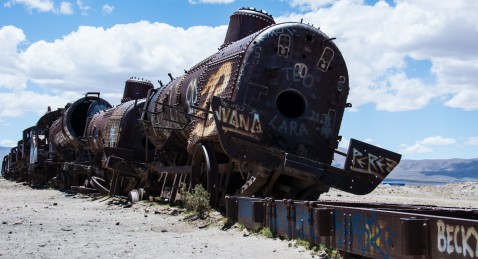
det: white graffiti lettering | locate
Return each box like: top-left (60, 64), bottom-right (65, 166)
top-left (214, 106), bottom-right (262, 136)
top-left (317, 47), bottom-right (335, 72)
top-left (350, 148), bottom-right (398, 178)
top-left (277, 34), bottom-right (291, 58)
top-left (186, 78), bottom-right (198, 114)
top-left (282, 67), bottom-right (314, 88)
top-left (437, 220), bottom-right (478, 257)
top-left (253, 47), bottom-right (262, 65)
top-left (269, 115), bottom-right (308, 137)
top-left (294, 63), bottom-right (308, 79)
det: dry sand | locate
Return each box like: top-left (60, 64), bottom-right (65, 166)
top-left (322, 182), bottom-right (478, 208)
top-left (0, 178), bottom-right (311, 259)
top-left (1, 178), bottom-right (477, 258)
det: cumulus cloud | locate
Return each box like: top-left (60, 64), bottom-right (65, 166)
top-left (102, 4), bottom-right (114, 15)
top-left (0, 22), bottom-right (227, 117)
top-left (465, 137), bottom-right (478, 146)
top-left (400, 143), bottom-right (433, 155)
top-left (289, 0), bottom-right (336, 11)
top-left (4, 0), bottom-right (74, 15)
top-left (0, 26), bottom-right (28, 90)
top-left (59, 1), bottom-right (73, 14)
top-left (0, 90), bottom-right (80, 117)
top-left (0, 139), bottom-right (17, 147)
top-left (277, 0), bottom-right (478, 112)
top-left (188, 0), bottom-right (234, 4)
top-left (4, 0), bottom-right (54, 12)
top-left (418, 136), bottom-right (456, 146)
top-left (76, 0), bottom-right (90, 15)
top-left (400, 135), bottom-right (456, 155)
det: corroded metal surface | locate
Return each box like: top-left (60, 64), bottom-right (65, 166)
top-left (228, 196), bottom-right (478, 259)
top-left (49, 93), bottom-right (111, 159)
top-left (121, 77), bottom-right (154, 103)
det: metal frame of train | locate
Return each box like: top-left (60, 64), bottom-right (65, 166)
top-left (1, 8), bottom-right (401, 206)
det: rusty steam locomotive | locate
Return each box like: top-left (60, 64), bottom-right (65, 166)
top-left (1, 8), bottom-right (401, 206)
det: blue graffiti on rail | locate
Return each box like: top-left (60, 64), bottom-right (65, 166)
top-left (334, 212), bottom-right (396, 258)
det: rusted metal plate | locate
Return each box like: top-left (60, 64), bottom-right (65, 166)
top-left (237, 197), bottom-right (266, 230)
top-left (121, 78), bottom-right (153, 103)
top-left (344, 138), bottom-right (402, 180)
top-left (229, 196), bottom-right (478, 259)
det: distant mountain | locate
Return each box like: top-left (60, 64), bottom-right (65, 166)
top-left (386, 158), bottom-right (478, 185)
top-left (332, 150), bottom-right (478, 185)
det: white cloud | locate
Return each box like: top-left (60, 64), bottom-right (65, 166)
top-left (102, 4), bottom-right (114, 15)
top-left (465, 137), bottom-right (478, 146)
top-left (188, 0), bottom-right (234, 4)
top-left (418, 136), bottom-right (456, 146)
top-left (4, 0), bottom-right (73, 15)
top-left (278, 0), bottom-right (478, 111)
top-left (0, 26), bottom-right (28, 90)
top-left (59, 1), bottom-right (73, 14)
top-left (0, 139), bottom-right (17, 147)
top-left (399, 135), bottom-right (456, 155)
top-left (289, 0), bottom-right (336, 11)
top-left (444, 89), bottom-right (478, 110)
top-left (400, 143), bottom-right (433, 154)
top-left (0, 90), bottom-right (81, 117)
top-left (4, 0), bottom-right (54, 13)
top-left (0, 22), bottom-right (227, 118)
top-left (76, 0), bottom-right (90, 15)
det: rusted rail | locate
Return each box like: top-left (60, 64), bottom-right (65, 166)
top-left (226, 196), bottom-right (478, 259)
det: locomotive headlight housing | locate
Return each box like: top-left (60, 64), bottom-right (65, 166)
top-left (276, 89), bottom-right (307, 119)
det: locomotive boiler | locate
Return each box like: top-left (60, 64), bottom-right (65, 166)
top-left (138, 8), bottom-right (402, 206)
top-left (84, 78), bottom-right (154, 195)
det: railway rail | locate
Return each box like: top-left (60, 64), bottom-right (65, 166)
top-left (226, 196), bottom-right (478, 259)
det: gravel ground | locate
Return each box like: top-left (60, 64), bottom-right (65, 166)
top-left (0, 178), bottom-right (312, 259)
top-left (2, 178), bottom-right (477, 258)
top-left (321, 182), bottom-right (478, 208)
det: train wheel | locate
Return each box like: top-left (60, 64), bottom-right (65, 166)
top-left (191, 143), bottom-right (219, 207)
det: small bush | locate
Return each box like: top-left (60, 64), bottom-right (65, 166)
top-left (180, 183), bottom-right (211, 219)
top-left (295, 238), bottom-right (310, 248)
top-left (259, 227), bottom-right (275, 239)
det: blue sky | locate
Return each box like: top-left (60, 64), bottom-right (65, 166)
top-left (0, 0), bottom-right (477, 160)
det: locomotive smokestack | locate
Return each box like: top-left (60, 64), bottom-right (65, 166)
top-left (121, 78), bottom-right (154, 103)
top-left (223, 7), bottom-right (275, 46)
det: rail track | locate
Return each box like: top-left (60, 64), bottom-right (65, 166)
top-left (226, 196), bottom-right (478, 259)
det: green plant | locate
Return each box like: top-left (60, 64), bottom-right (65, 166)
top-left (180, 183), bottom-right (211, 219)
top-left (235, 222), bottom-right (246, 231)
top-left (259, 227), bottom-right (275, 238)
top-left (294, 238), bottom-right (310, 248)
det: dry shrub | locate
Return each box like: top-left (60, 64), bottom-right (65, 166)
top-left (180, 183), bottom-right (211, 219)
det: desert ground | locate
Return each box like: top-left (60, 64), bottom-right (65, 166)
top-left (0, 178), bottom-right (312, 259)
top-left (322, 182), bottom-right (478, 208)
top-left (1, 178), bottom-right (477, 258)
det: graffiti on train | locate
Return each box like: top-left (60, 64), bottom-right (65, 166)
top-left (437, 220), bottom-right (478, 258)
